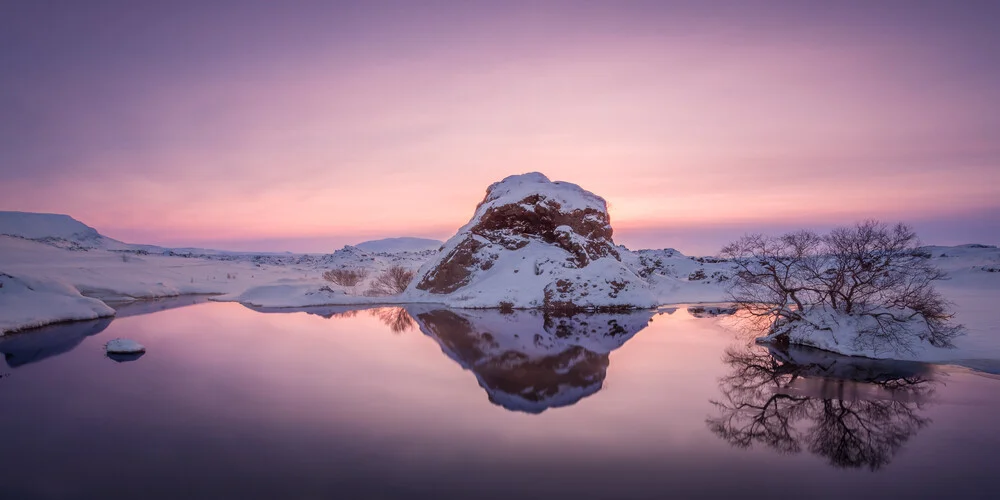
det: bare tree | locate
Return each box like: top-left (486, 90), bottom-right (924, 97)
top-left (365, 265), bottom-right (416, 296)
top-left (322, 267), bottom-right (370, 287)
top-left (721, 220), bottom-right (962, 354)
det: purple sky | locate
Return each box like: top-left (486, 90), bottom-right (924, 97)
top-left (2, 1), bottom-right (998, 254)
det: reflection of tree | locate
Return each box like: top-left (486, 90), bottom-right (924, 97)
top-left (368, 307), bottom-right (414, 334)
top-left (323, 309), bottom-right (359, 319)
top-left (707, 345), bottom-right (934, 470)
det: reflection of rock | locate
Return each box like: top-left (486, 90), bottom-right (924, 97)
top-left (0, 317), bottom-right (112, 368)
top-left (686, 306), bottom-right (737, 318)
top-left (707, 344), bottom-right (934, 470)
top-left (409, 306), bottom-right (652, 413)
top-left (107, 352), bottom-right (145, 363)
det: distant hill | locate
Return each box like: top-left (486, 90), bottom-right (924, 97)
top-left (354, 237), bottom-right (442, 253)
top-left (0, 211), bottom-right (127, 250)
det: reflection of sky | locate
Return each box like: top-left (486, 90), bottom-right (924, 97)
top-left (0, 302), bottom-right (998, 498)
top-left (2, 1), bottom-right (999, 253)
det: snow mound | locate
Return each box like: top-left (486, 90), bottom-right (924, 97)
top-left (409, 306), bottom-right (653, 413)
top-left (105, 338), bottom-right (145, 354)
top-left (755, 305), bottom-right (954, 359)
top-left (0, 211), bottom-right (125, 250)
top-left (354, 237), bottom-right (442, 253)
top-left (0, 272), bottom-right (116, 335)
top-left (407, 173), bottom-right (655, 310)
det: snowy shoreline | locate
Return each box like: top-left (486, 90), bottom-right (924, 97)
top-left (2, 211), bottom-right (998, 367)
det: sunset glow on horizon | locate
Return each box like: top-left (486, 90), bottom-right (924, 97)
top-left (3, 1), bottom-right (998, 254)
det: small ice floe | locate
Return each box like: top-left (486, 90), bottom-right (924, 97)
top-left (105, 338), bottom-right (146, 362)
top-left (105, 338), bottom-right (145, 354)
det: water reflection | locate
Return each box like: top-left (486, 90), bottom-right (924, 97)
top-left (0, 318), bottom-right (113, 368)
top-left (707, 344), bottom-right (936, 470)
top-left (0, 297), bottom-right (212, 369)
top-left (371, 307), bottom-right (415, 333)
top-left (110, 294), bottom-right (212, 318)
top-left (408, 307), bottom-right (653, 413)
top-left (107, 352), bottom-right (146, 363)
top-left (686, 305), bottom-right (737, 318)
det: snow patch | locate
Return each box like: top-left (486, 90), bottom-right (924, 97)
top-left (105, 338), bottom-right (145, 354)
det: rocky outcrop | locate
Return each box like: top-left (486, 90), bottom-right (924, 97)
top-left (408, 173), bottom-right (655, 310)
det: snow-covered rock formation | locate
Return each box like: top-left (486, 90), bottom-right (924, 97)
top-left (409, 306), bottom-right (653, 413)
top-left (407, 173), bottom-right (656, 310)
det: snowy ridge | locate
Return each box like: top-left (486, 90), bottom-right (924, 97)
top-left (354, 237), bottom-right (442, 253)
top-left (0, 211), bottom-right (128, 250)
top-left (0, 211), bottom-right (102, 241)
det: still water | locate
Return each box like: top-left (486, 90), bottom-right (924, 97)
top-left (1, 299), bottom-right (998, 499)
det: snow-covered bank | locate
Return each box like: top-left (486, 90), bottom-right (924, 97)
top-left (218, 283), bottom-right (422, 308)
top-left (0, 231), bottom-right (434, 333)
top-left (217, 245), bottom-right (732, 309)
top-left (751, 305), bottom-right (950, 359)
top-left (0, 272), bottom-right (115, 334)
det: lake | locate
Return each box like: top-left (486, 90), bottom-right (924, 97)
top-left (1, 298), bottom-right (998, 499)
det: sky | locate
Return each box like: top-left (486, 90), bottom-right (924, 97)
top-left (2, 0), bottom-right (998, 254)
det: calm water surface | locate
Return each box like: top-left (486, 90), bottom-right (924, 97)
top-left (1, 299), bottom-right (998, 500)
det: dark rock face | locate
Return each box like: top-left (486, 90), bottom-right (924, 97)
top-left (473, 194), bottom-right (619, 266)
top-left (414, 238), bottom-right (486, 294)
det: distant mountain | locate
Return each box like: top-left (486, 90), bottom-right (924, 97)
top-left (354, 237), bottom-right (442, 253)
top-left (0, 211), bottom-right (128, 250)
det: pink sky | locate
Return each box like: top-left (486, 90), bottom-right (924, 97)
top-left (2, 2), bottom-right (998, 253)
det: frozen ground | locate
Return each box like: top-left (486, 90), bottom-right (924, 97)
top-left (1, 211), bottom-right (997, 368)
